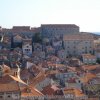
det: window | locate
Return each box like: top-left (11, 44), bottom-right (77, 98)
top-left (73, 46), bottom-right (76, 48)
top-left (82, 47), bottom-right (84, 49)
top-left (85, 42), bottom-right (88, 43)
top-left (67, 41), bottom-right (69, 44)
top-left (67, 46), bottom-right (70, 48)
top-left (0, 96), bottom-right (3, 98)
top-left (25, 49), bottom-right (27, 51)
top-left (8, 95), bottom-right (11, 98)
top-left (73, 51), bottom-right (76, 53)
top-left (0, 93), bottom-right (4, 95)
top-left (85, 47), bottom-right (87, 49)
top-left (25, 49), bottom-right (30, 51)
top-left (89, 51), bottom-right (91, 53)
top-left (74, 41), bottom-right (76, 44)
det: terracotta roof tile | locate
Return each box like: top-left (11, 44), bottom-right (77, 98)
top-left (82, 65), bottom-right (97, 71)
top-left (0, 75), bottom-right (15, 83)
top-left (80, 73), bottom-right (96, 83)
top-left (63, 88), bottom-right (85, 97)
top-left (30, 72), bottom-right (46, 86)
top-left (0, 83), bottom-right (20, 92)
top-left (82, 54), bottom-right (96, 59)
top-left (63, 34), bottom-right (93, 41)
top-left (21, 87), bottom-right (43, 96)
top-left (41, 85), bottom-right (59, 95)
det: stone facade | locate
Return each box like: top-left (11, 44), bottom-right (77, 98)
top-left (63, 33), bottom-right (94, 56)
top-left (41, 24), bottom-right (79, 39)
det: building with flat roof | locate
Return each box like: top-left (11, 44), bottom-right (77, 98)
top-left (12, 26), bottom-right (30, 31)
top-left (41, 24), bottom-right (80, 39)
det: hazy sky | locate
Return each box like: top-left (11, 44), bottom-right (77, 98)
top-left (0, 0), bottom-right (100, 32)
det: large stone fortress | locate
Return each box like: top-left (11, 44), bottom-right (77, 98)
top-left (41, 24), bottom-right (79, 39)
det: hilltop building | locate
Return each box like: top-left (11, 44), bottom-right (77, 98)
top-left (41, 24), bottom-right (79, 39)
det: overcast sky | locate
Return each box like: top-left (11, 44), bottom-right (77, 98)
top-left (0, 0), bottom-right (100, 32)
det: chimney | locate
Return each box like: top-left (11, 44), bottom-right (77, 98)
top-left (16, 64), bottom-right (21, 79)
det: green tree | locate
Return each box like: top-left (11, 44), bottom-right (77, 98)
top-left (96, 58), bottom-right (100, 64)
top-left (33, 33), bottom-right (42, 43)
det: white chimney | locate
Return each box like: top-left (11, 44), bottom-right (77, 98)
top-left (16, 64), bottom-right (21, 79)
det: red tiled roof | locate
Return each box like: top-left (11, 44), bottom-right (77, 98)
top-left (41, 85), bottom-right (59, 95)
top-left (82, 54), bottom-right (96, 59)
top-left (21, 87), bottom-right (43, 96)
top-left (80, 73), bottom-right (96, 83)
top-left (63, 88), bottom-right (85, 97)
top-left (20, 69), bottom-right (32, 78)
top-left (0, 83), bottom-right (20, 92)
top-left (12, 26), bottom-right (30, 31)
top-left (30, 72), bottom-right (46, 86)
top-left (0, 75), bottom-right (15, 83)
top-left (63, 34), bottom-right (93, 41)
top-left (82, 65), bottom-right (97, 71)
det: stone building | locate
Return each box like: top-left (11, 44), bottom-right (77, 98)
top-left (63, 33), bottom-right (94, 56)
top-left (22, 43), bottom-right (32, 56)
top-left (41, 24), bottom-right (79, 39)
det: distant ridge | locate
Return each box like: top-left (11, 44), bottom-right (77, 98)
top-left (93, 32), bottom-right (100, 35)
top-left (91, 32), bottom-right (100, 39)
top-left (80, 32), bottom-right (100, 39)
